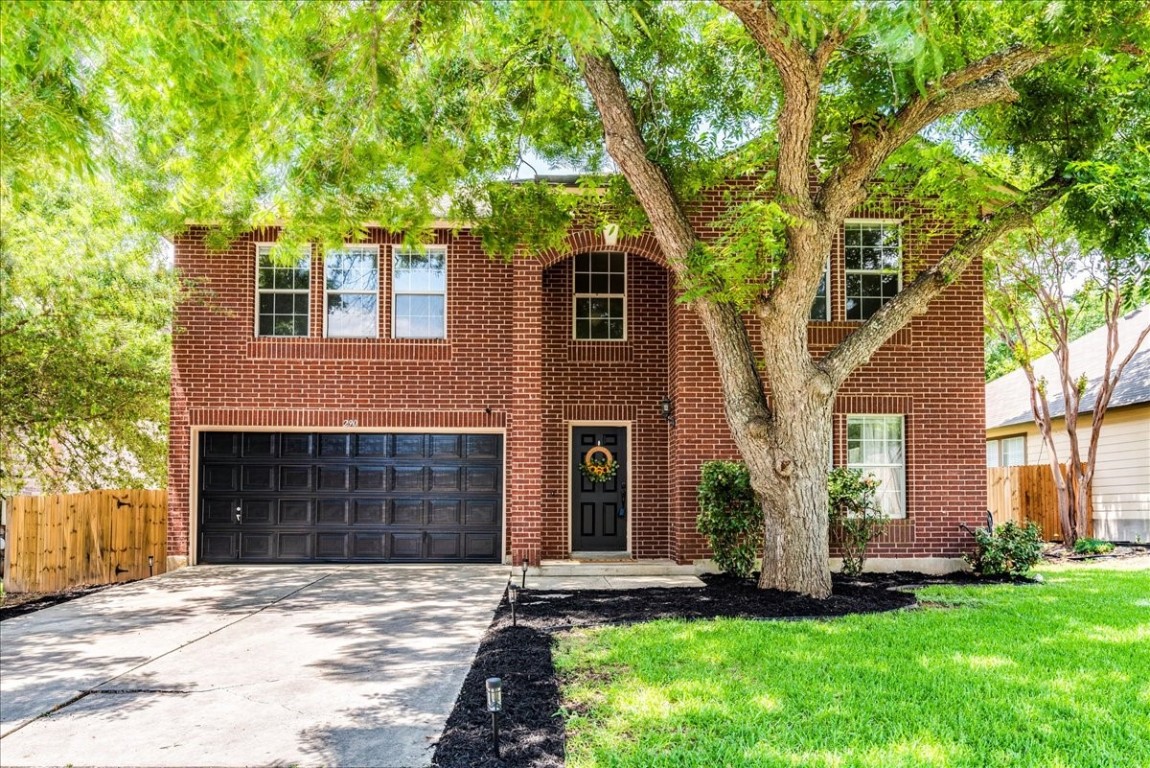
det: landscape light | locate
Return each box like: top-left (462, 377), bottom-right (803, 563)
top-left (521, 557), bottom-right (528, 589)
top-left (147, 555), bottom-right (155, 577)
top-left (508, 583), bottom-right (519, 627)
top-left (486, 677), bottom-right (503, 757)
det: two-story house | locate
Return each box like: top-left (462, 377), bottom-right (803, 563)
top-left (168, 183), bottom-right (986, 572)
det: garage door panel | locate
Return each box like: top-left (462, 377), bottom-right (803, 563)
top-left (280, 466), bottom-right (312, 491)
top-left (428, 533), bottom-right (460, 559)
top-left (390, 533), bottom-right (422, 559)
top-left (320, 434), bottom-right (351, 457)
top-left (430, 467), bottom-right (461, 492)
top-left (282, 434), bottom-right (315, 457)
top-left (355, 466), bottom-right (387, 490)
top-left (464, 533), bottom-right (497, 560)
top-left (240, 533), bottom-right (274, 560)
top-left (391, 499), bottom-right (422, 525)
top-left (353, 500), bottom-right (386, 525)
top-left (242, 433), bottom-right (277, 458)
top-left (317, 499), bottom-right (348, 524)
top-left (279, 499), bottom-right (312, 525)
top-left (394, 434), bottom-right (425, 458)
top-left (429, 500), bottom-right (461, 526)
top-left (242, 499), bottom-right (274, 525)
top-left (318, 466), bottom-right (350, 491)
top-left (241, 466), bottom-right (275, 491)
top-left (199, 431), bottom-right (501, 564)
top-left (202, 466), bottom-right (237, 492)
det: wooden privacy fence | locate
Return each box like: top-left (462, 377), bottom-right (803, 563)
top-left (987, 464), bottom-right (1091, 542)
top-left (4, 489), bottom-right (167, 594)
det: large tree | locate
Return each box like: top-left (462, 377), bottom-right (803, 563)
top-left (4, 1), bottom-right (1148, 595)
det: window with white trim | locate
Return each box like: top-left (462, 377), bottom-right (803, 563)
top-left (987, 435), bottom-right (1026, 467)
top-left (810, 257), bottom-right (830, 321)
top-left (847, 414), bottom-right (906, 518)
top-left (256, 245), bottom-right (310, 337)
top-left (392, 246), bottom-right (447, 339)
top-left (325, 245), bottom-right (379, 338)
top-left (844, 221), bottom-right (901, 320)
top-left (573, 252), bottom-right (625, 340)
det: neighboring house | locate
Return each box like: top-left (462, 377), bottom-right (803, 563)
top-left (167, 181), bottom-right (988, 572)
top-left (985, 306), bottom-right (1150, 542)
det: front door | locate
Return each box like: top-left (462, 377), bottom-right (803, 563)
top-left (571, 426), bottom-right (627, 552)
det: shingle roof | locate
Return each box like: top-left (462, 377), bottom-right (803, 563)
top-left (985, 305), bottom-right (1150, 429)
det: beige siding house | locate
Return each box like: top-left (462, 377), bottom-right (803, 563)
top-left (986, 306), bottom-right (1150, 542)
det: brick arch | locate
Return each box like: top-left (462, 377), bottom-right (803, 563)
top-left (537, 230), bottom-right (670, 271)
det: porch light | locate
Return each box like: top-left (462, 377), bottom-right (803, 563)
top-left (660, 396), bottom-right (676, 427)
top-left (486, 677), bottom-right (503, 757)
top-left (508, 583), bottom-right (519, 627)
top-left (521, 557), bottom-right (528, 589)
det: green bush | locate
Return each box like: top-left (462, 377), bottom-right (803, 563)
top-left (827, 468), bottom-right (889, 577)
top-left (1073, 537), bottom-right (1115, 555)
top-left (965, 521), bottom-right (1043, 577)
top-left (697, 461), bottom-right (762, 578)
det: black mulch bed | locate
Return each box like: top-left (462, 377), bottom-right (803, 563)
top-left (0, 582), bottom-right (121, 622)
top-left (432, 570), bottom-right (987, 768)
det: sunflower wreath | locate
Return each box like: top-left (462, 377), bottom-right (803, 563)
top-left (579, 445), bottom-right (619, 483)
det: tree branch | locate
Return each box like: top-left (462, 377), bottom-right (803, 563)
top-left (818, 45), bottom-right (1063, 220)
top-left (574, 48), bottom-right (773, 428)
top-left (823, 175), bottom-right (1073, 387)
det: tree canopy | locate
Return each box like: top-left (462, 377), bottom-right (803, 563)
top-left (4, 0), bottom-right (1148, 594)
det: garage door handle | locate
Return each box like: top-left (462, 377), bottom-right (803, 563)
top-left (235, 505), bottom-right (242, 524)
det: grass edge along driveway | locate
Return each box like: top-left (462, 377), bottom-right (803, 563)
top-left (556, 568), bottom-right (1150, 768)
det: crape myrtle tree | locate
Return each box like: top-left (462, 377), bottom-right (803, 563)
top-left (4, 1), bottom-right (1148, 596)
top-left (985, 215), bottom-right (1150, 544)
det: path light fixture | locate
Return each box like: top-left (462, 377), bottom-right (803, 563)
top-left (147, 555), bottom-right (155, 577)
top-left (521, 557), bottom-right (528, 589)
top-left (660, 395), bottom-right (676, 427)
top-left (486, 677), bottom-right (503, 758)
top-left (508, 583), bottom-right (519, 627)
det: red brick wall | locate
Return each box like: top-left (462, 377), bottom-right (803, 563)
top-left (171, 197), bottom-right (987, 565)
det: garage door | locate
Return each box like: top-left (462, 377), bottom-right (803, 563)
top-left (197, 432), bottom-right (503, 563)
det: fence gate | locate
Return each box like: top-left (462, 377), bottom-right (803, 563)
top-left (986, 464), bottom-right (1092, 541)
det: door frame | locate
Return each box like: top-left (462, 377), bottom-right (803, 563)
top-left (567, 421), bottom-right (633, 556)
top-left (188, 425), bottom-right (508, 566)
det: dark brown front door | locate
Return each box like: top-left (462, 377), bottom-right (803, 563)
top-left (571, 426), bottom-right (627, 552)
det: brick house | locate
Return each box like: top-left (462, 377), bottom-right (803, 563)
top-left (168, 182), bottom-right (986, 572)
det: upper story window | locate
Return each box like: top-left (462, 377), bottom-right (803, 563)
top-left (256, 245), bottom-right (310, 337)
top-left (574, 252), bottom-right (625, 341)
top-left (392, 246), bottom-right (447, 339)
top-left (325, 245), bottom-right (379, 338)
top-left (987, 435), bottom-right (1026, 467)
top-left (847, 414), bottom-right (906, 519)
top-left (844, 221), bottom-right (901, 321)
top-left (810, 257), bottom-right (830, 321)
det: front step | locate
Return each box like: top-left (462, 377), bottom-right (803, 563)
top-left (530, 558), bottom-right (699, 577)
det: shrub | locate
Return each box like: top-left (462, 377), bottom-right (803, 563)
top-left (965, 521), bottom-right (1043, 577)
top-left (827, 467), bottom-right (889, 577)
top-left (1073, 537), bottom-right (1115, 555)
top-left (697, 461), bottom-right (762, 578)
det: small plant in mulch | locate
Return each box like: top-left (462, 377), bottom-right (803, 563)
top-left (828, 467), bottom-right (889, 578)
top-left (964, 520), bottom-right (1043, 578)
top-left (1073, 537), bottom-right (1116, 555)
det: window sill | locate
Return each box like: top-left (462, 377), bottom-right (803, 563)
top-left (247, 337), bottom-right (451, 360)
top-left (567, 340), bottom-right (634, 362)
top-left (808, 322), bottom-right (912, 348)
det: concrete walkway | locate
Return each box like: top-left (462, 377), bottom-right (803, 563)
top-left (0, 565), bottom-right (508, 768)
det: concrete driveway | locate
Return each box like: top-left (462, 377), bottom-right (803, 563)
top-left (0, 565), bottom-right (508, 767)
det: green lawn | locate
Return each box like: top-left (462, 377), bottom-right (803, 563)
top-left (555, 568), bottom-right (1150, 768)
